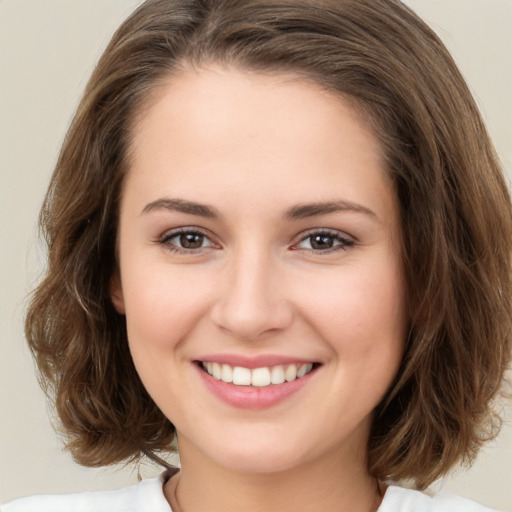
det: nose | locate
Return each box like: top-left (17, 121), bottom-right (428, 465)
top-left (210, 249), bottom-right (294, 341)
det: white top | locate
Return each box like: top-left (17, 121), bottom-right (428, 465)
top-left (1, 471), bottom-right (499, 512)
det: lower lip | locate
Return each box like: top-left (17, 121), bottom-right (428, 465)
top-left (195, 364), bottom-right (317, 409)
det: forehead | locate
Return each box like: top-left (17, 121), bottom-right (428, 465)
top-left (130, 65), bottom-right (381, 159)
top-left (124, 65), bottom-right (395, 222)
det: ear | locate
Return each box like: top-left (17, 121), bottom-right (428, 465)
top-left (110, 270), bottom-right (126, 314)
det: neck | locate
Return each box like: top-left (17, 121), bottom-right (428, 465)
top-left (165, 434), bottom-right (381, 512)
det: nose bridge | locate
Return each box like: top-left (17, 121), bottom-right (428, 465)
top-left (211, 244), bottom-right (292, 340)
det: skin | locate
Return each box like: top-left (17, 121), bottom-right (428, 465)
top-left (111, 65), bottom-right (408, 512)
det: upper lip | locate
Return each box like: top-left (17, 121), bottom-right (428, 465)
top-left (195, 354), bottom-right (319, 369)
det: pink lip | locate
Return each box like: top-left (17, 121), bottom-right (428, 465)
top-left (194, 362), bottom-right (319, 410)
top-left (196, 353), bottom-right (317, 369)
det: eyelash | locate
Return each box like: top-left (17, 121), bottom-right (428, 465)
top-left (157, 227), bottom-right (216, 255)
top-left (292, 229), bottom-right (355, 253)
top-left (157, 228), bottom-right (355, 255)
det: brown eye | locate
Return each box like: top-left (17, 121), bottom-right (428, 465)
top-left (310, 234), bottom-right (335, 250)
top-left (294, 230), bottom-right (354, 252)
top-left (179, 233), bottom-right (205, 249)
top-left (160, 229), bottom-right (215, 252)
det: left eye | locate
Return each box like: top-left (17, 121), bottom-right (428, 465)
top-left (295, 232), bottom-right (353, 251)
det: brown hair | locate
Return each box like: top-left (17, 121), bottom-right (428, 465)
top-left (26, 0), bottom-right (512, 489)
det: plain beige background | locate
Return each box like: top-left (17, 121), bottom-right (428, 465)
top-left (1, 0), bottom-right (511, 508)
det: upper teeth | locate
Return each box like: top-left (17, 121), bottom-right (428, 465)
top-left (202, 362), bottom-right (314, 387)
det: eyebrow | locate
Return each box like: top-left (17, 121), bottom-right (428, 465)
top-left (141, 197), bottom-right (377, 221)
top-left (284, 200), bottom-right (377, 220)
top-left (141, 198), bottom-right (221, 219)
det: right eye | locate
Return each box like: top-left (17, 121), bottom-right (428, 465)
top-left (158, 228), bottom-right (217, 254)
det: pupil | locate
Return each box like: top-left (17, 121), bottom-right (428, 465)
top-left (311, 234), bottom-right (333, 250)
top-left (180, 233), bottom-right (203, 249)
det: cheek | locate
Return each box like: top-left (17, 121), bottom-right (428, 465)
top-left (120, 262), bottom-right (217, 417)
top-left (121, 261), bottom-right (215, 355)
top-left (297, 255), bottom-right (407, 381)
top-left (304, 265), bottom-right (406, 338)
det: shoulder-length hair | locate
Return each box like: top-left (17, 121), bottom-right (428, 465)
top-left (26, 0), bottom-right (512, 489)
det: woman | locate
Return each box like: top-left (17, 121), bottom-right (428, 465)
top-left (3, 0), bottom-right (511, 510)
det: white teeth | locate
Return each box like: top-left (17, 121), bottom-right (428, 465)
top-left (212, 362), bottom-right (221, 380)
top-left (251, 367), bottom-right (271, 387)
top-left (232, 366), bottom-right (252, 385)
top-left (221, 364), bottom-right (233, 383)
top-left (270, 365), bottom-right (285, 384)
top-left (201, 361), bottom-right (315, 387)
top-left (297, 363), bottom-right (313, 377)
top-left (284, 364), bottom-right (297, 382)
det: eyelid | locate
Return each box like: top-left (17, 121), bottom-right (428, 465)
top-left (290, 228), bottom-right (355, 252)
top-left (157, 226), bottom-right (220, 252)
top-left (155, 226), bottom-right (355, 254)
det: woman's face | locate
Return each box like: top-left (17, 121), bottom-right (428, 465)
top-left (112, 66), bottom-right (408, 474)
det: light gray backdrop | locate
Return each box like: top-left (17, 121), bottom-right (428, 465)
top-left (1, 0), bottom-right (511, 508)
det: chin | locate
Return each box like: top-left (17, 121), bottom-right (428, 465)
top-left (199, 429), bottom-right (315, 475)
top-left (215, 449), bottom-right (307, 475)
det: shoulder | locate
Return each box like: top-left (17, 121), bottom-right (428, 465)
top-left (1, 472), bottom-right (173, 512)
top-left (379, 485), bottom-right (499, 512)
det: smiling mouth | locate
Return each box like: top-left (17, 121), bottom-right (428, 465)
top-left (197, 361), bottom-right (319, 387)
